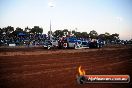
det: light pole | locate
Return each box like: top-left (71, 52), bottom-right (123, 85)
top-left (48, 0), bottom-right (55, 41)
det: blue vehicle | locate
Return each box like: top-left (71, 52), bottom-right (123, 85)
top-left (60, 37), bottom-right (90, 49)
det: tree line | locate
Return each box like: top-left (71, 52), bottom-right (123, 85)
top-left (0, 25), bottom-right (125, 44)
top-left (50, 29), bottom-right (120, 43)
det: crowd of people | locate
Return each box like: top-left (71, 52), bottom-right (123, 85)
top-left (0, 33), bottom-right (48, 46)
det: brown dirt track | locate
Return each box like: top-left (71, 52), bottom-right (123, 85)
top-left (0, 45), bottom-right (132, 88)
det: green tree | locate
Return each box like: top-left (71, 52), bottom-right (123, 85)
top-left (81, 32), bottom-right (89, 38)
top-left (24, 26), bottom-right (31, 33)
top-left (30, 26), bottom-right (43, 34)
top-left (75, 32), bottom-right (82, 38)
top-left (53, 30), bottom-right (63, 38)
top-left (16, 27), bottom-right (23, 32)
top-left (0, 28), bottom-right (2, 35)
top-left (98, 34), bottom-right (105, 40)
top-left (48, 30), bottom-right (53, 35)
top-left (0, 28), bottom-right (3, 38)
top-left (63, 29), bottom-right (69, 36)
top-left (72, 30), bottom-right (76, 35)
top-left (12, 27), bottom-right (25, 36)
top-left (89, 30), bottom-right (98, 39)
top-left (111, 33), bottom-right (119, 41)
top-left (6, 26), bottom-right (14, 34)
top-left (1, 26), bottom-right (14, 35)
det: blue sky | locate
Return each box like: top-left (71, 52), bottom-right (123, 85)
top-left (0, 0), bottom-right (132, 40)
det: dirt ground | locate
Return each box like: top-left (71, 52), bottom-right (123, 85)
top-left (0, 45), bottom-right (132, 88)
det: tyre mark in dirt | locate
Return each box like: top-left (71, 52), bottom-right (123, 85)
top-left (1, 52), bottom-right (130, 76)
top-left (0, 49), bottom-right (99, 56)
top-left (0, 48), bottom-right (128, 63)
top-left (1, 59), bottom-right (131, 80)
top-left (0, 59), bottom-right (99, 75)
top-left (1, 52), bottom-right (130, 72)
top-left (0, 56), bottom-right (120, 74)
top-left (0, 48), bottom-right (126, 56)
top-left (1, 52), bottom-right (130, 67)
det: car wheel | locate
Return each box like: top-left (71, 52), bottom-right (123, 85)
top-left (48, 45), bottom-right (51, 49)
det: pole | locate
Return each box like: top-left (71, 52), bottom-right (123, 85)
top-left (48, 0), bottom-right (55, 41)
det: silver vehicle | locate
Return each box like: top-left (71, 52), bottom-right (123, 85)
top-left (43, 39), bottom-right (58, 49)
